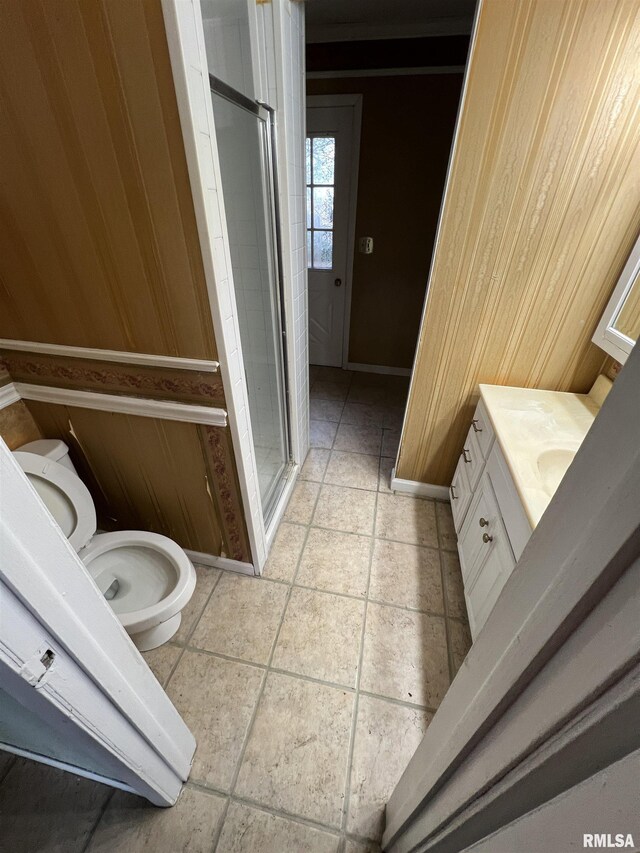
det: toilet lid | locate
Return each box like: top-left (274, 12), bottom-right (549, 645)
top-left (14, 452), bottom-right (97, 552)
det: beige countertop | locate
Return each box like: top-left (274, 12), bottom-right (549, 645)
top-left (478, 380), bottom-right (609, 528)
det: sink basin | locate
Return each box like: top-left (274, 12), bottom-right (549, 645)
top-left (537, 448), bottom-right (577, 496)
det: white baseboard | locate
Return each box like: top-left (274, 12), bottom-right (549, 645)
top-left (184, 549), bottom-right (255, 576)
top-left (390, 467), bottom-right (450, 500)
top-left (346, 362), bottom-right (411, 377)
top-left (0, 383), bottom-right (20, 410)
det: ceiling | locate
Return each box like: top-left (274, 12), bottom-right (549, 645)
top-left (305, 0), bottom-right (476, 43)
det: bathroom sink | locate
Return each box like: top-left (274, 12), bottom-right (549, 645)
top-left (536, 448), bottom-right (577, 496)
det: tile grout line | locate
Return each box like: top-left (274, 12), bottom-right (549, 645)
top-left (340, 481), bottom-right (380, 839)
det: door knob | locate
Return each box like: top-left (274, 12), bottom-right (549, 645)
top-left (482, 532), bottom-right (493, 543)
top-left (479, 517), bottom-right (489, 527)
top-left (334, 278), bottom-right (342, 287)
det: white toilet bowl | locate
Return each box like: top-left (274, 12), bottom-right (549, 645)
top-left (14, 441), bottom-right (196, 651)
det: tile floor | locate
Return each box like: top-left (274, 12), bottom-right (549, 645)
top-left (0, 367), bottom-right (471, 853)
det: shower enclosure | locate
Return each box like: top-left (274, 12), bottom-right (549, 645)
top-left (209, 77), bottom-right (291, 526)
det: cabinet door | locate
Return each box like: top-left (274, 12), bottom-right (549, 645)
top-left (450, 455), bottom-right (472, 532)
top-left (458, 475), bottom-right (501, 585)
top-left (466, 519), bottom-right (515, 638)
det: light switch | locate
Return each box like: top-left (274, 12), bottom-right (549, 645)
top-left (359, 237), bottom-right (374, 254)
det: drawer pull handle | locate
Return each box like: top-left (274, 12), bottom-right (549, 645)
top-left (472, 419), bottom-right (482, 433)
top-left (479, 517), bottom-right (489, 527)
top-left (482, 532), bottom-right (493, 544)
top-left (463, 448), bottom-right (472, 463)
top-left (451, 485), bottom-right (458, 500)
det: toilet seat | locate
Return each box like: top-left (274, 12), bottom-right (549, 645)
top-left (14, 451), bottom-right (96, 551)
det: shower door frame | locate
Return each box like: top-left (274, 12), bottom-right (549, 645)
top-left (162, 0), bottom-right (305, 573)
top-left (208, 73), bottom-right (293, 528)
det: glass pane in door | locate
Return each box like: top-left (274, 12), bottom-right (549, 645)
top-left (211, 91), bottom-right (289, 523)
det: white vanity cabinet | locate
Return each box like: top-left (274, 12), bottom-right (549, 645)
top-left (450, 400), bottom-right (532, 639)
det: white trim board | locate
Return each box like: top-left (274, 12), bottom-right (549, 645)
top-left (0, 383), bottom-right (20, 410)
top-left (347, 362), bottom-right (412, 377)
top-left (390, 468), bottom-right (450, 500)
top-left (184, 549), bottom-right (254, 577)
top-left (14, 383), bottom-right (227, 427)
top-left (0, 339), bottom-right (219, 373)
top-left (307, 66), bottom-right (466, 80)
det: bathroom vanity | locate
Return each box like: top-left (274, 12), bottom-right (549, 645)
top-left (450, 380), bottom-right (609, 639)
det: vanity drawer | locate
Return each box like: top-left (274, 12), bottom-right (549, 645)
top-left (471, 399), bottom-right (495, 461)
top-left (460, 424), bottom-right (484, 492)
top-left (450, 455), bottom-right (472, 532)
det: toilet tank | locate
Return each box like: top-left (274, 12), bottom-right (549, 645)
top-left (16, 439), bottom-right (78, 474)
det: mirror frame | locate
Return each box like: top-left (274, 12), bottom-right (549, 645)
top-left (592, 232), bottom-right (640, 364)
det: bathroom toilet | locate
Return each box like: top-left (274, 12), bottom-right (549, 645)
top-left (14, 440), bottom-right (196, 652)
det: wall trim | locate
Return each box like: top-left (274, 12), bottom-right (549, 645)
top-left (307, 66), bottom-right (466, 80)
top-left (390, 467), bottom-right (450, 500)
top-left (348, 362), bottom-right (412, 377)
top-left (14, 383), bottom-right (227, 427)
top-left (184, 549), bottom-right (255, 576)
top-left (0, 383), bottom-right (20, 410)
top-left (0, 339), bottom-right (219, 373)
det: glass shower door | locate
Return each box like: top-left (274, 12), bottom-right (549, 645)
top-left (210, 82), bottom-right (290, 524)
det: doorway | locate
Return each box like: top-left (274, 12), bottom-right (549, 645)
top-left (306, 96), bottom-right (361, 368)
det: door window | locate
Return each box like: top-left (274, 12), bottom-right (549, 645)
top-left (306, 135), bottom-right (336, 269)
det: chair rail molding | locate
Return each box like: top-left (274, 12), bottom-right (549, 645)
top-left (14, 383), bottom-right (227, 427)
top-left (0, 383), bottom-right (20, 410)
top-left (0, 339), bottom-right (219, 373)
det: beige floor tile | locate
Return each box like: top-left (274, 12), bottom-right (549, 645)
top-left (344, 841), bottom-right (381, 853)
top-left (449, 619), bottom-right (472, 675)
top-left (382, 406), bottom-right (405, 431)
top-left (167, 650), bottom-right (264, 790)
top-left (310, 366), bottom-right (353, 385)
top-left (346, 385), bottom-right (388, 406)
top-left (0, 759), bottom-right (110, 853)
top-left (310, 398), bottom-right (344, 422)
top-left (442, 550), bottom-right (468, 621)
top-left (347, 695), bottom-right (432, 840)
top-left (301, 448), bottom-right (331, 482)
top-left (436, 501), bottom-right (458, 551)
top-left (87, 787), bottom-right (225, 853)
top-left (314, 484), bottom-right (376, 536)
top-left (361, 603), bottom-right (449, 708)
top-left (378, 457), bottom-right (394, 493)
top-left (174, 565), bottom-right (221, 643)
top-left (272, 587), bottom-right (365, 687)
top-left (340, 402), bottom-right (386, 427)
top-left (375, 494), bottom-right (438, 548)
top-left (216, 801), bottom-right (339, 853)
top-left (369, 540), bottom-right (444, 614)
top-left (284, 480), bottom-right (321, 524)
top-left (235, 672), bottom-right (354, 828)
top-left (334, 423), bottom-right (382, 456)
top-left (142, 644), bottom-right (181, 687)
top-left (310, 420), bottom-right (338, 449)
top-left (263, 522), bottom-right (307, 581)
top-left (324, 451), bottom-right (379, 491)
top-left (296, 527), bottom-right (371, 597)
top-left (381, 429), bottom-right (401, 457)
top-left (311, 380), bottom-right (349, 401)
top-left (191, 574), bottom-right (288, 664)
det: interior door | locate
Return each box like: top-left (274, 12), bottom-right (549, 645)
top-left (0, 440), bottom-right (195, 805)
top-left (306, 105), bottom-right (356, 367)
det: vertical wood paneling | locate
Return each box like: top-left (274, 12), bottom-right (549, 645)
top-left (26, 402), bottom-right (225, 556)
top-left (398, 0), bottom-right (640, 485)
top-left (0, 0), bottom-right (216, 359)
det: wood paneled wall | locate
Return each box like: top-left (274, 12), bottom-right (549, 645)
top-left (398, 0), bottom-right (640, 485)
top-left (0, 0), bottom-right (215, 359)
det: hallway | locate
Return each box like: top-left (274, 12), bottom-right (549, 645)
top-left (0, 367), bottom-right (470, 853)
